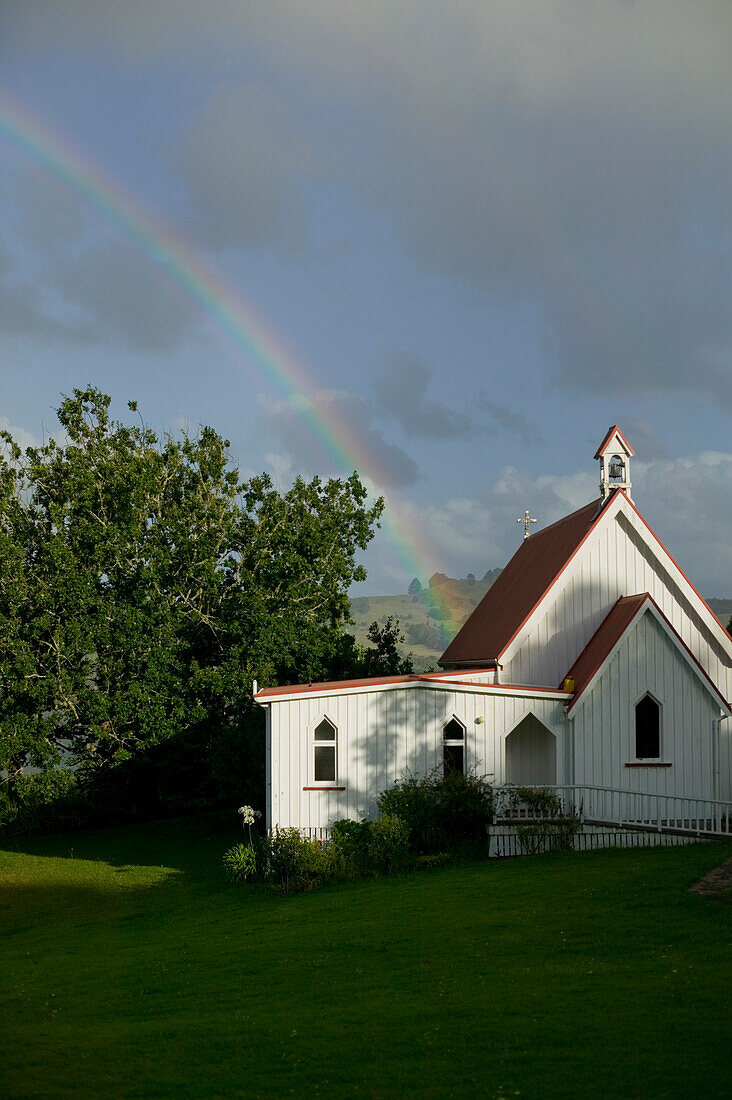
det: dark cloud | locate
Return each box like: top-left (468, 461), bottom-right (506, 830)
top-left (5, 2), bottom-right (732, 406)
top-left (15, 172), bottom-right (85, 255)
top-left (258, 388), bottom-right (419, 489)
top-left (0, 249), bottom-right (88, 342)
top-left (50, 241), bottom-right (200, 352)
top-left (372, 352), bottom-right (475, 440)
top-left (479, 400), bottom-right (544, 447)
top-left (173, 84), bottom-right (317, 251)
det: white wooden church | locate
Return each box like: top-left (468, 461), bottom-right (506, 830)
top-left (255, 428), bottom-right (732, 834)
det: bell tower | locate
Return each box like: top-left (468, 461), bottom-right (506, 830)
top-left (595, 425), bottom-right (634, 502)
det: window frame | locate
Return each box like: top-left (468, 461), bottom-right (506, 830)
top-left (442, 715), bottom-right (466, 776)
top-left (311, 715), bottom-right (338, 786)
top-left (634, 691), bottom-right (662, 761)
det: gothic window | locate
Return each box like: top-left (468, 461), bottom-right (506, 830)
top-left (443, 718), bottom-right (465, 775)
top-left (635, 695), bottom-right (660, 759)
top-left (313, 717), bottom-right (337, 783)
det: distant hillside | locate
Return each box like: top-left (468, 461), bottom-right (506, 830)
top-left (350, 577), bottom-right (732, 673)
top-left (349, 569), bottom-right (501, 671)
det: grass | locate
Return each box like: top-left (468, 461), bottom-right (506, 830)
top-left (1, 815), bottom-right (731, 1099)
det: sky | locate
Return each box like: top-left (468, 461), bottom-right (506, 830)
top-left (1, 1), bottom-right (731, 597)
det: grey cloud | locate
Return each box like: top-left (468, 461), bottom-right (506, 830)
top-left (50, 241), bottom-right (200, 352)
top-left (173, 84), bottom-right (317, 250)
top-left (372, 353), bottom-right (475, 440)
top-left (258, 389), bottom-right (419, 489)
top-left (479, 400), bottom-right (545, 447)
top-left (7, 2), bottom-right (732, 403)
top-left (15, 172), bottom-right (85, 254)
top-left (0, 249), bottom-right (88, 342)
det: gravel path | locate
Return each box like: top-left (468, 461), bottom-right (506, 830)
top-left (690, 855), bottom-right (732, 900)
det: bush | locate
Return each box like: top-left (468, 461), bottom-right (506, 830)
top-left (509, 787), bottom-right (582, 855)
top-left (264, 827), bottom-right (327, 894)
top-left (367, 813), bottom-right (411, 873)
top-left (377, 768), bottom-right (493, 852)
top-left (330, 818), bottom-right (373, 875)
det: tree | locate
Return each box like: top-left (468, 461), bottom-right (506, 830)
top-left (408, 577), bottom-right (422, 595)
top-left (359, 617), bottom-right (413, 677)
top-left (0, 388), bottom-right (383, 811)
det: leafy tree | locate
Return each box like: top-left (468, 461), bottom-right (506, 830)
top-left (0, 388), bottom-right (383, 813)
top-left (359, 617), bottom-right (414, 676)
top-left (408, 577), bottom-right (422, 595)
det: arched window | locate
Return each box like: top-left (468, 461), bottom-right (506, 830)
top-left (443, 718), bottom-right (465, 775)
top-left (313, 717), bottom-right (337, 783)
top-left (635, 695), bottom-right (660, 759)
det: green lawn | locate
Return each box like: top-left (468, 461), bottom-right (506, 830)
top-left (1, 816), bottom-right (730, 1099)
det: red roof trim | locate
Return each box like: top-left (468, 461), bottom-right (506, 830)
top-left (255, 673), bottom-right (570, 701)
top-left (563, 595), bottom-right (649, 712)
top-left (594, 425), bottom-right (635, 458)
top-left (565, 593), bottom-right (730, 714)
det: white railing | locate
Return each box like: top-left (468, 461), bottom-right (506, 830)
top-left (493, 784), bottom-right (732, 839)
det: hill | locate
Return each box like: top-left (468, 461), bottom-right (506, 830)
top-left (351, 575), bottom-right (732, 671)
top-left (349, 569), bottom-right (502, 670)
top-left (1, 815), bottom-right (730, 1098)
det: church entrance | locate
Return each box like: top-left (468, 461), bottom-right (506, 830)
top-left (505, 713), bottom-right (557, 785)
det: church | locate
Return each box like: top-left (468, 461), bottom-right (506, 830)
top-left (255, 428), bottom-right (732, 835)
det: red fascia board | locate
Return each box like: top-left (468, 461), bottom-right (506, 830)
top-left (594, 425), bottom-right (635, 458)
top-left (257, 675), bottom-right (569, 701)
top-left (566, 593), bottom-right (730, 714)
top-left (494, 492), bottom-right (617, 662)
top-left (254, 668), bottom-right (498, 699)
top-left (621, 493), bottom-right (732, 647)
top-left (564, 595), bottom-right (650, 712)
top-left (255, 673), bottom-right (420, 698)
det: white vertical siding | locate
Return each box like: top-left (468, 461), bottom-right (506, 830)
top-left (503, 506), bottom-right (732, 703)
top-left (571, 611), bottom-right (720, 799)
top-left (268, 685), bottom-right (567, 830)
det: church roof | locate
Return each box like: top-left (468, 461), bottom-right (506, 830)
top-left (562, 592), bottom-right (730, 714)
top-left (562, 593), bottom-right (648, 706)
top-left (439, 496), bottom-right (609, 667)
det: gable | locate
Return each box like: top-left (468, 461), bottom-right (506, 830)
top-left (564, 595), bottom-right (730, 716)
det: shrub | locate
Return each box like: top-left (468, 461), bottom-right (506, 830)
top-left (330, 818), bottom-right (373, 875)
top-left (0, 769), bottom-right (86, 837)
top-left (377, 768), bottom-right (493, 852)
top-left (367, 813), bottom-right (411, 873)
top-left (223, 842), bottom-right (258, 883)
top-left (265, 827), bottom-right (326, 894)
top-left (509, 787), bottom-right (583, 854)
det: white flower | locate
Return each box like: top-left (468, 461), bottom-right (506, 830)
top-left (238, 805), bottom-right (260, 825)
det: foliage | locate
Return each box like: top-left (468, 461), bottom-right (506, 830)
top-left (0, 769), bottom-right (86, 836)
top-left (264, 827), bottom-right (327, 894)
top-left (408, 577), bottom-right (422, 595)
top-left (359, 616), bottom-right (414, 676)
top-left (377, 768), bottom-right (494, 852)
top-left (222, 842), bottom-right (258, 883)
top-left (367, 812), bottom-right (411, 872)
top-left (329, 817), bottom-right (373, 874)
top-left (0, 388), bottom-right (382, 827)
top-left (508, 787), bottom-right (583, 855)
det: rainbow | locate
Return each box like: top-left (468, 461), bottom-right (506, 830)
top-left (0, 92), bottom-right (470, 638)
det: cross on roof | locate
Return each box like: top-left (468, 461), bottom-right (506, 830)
top-left (517, 509), bottom-right (537, 540)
